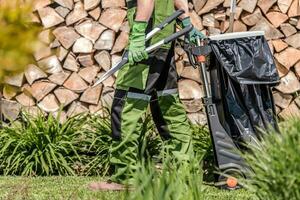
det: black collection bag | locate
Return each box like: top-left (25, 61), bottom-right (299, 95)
top-left (209, 35), bottom-right (280, 146)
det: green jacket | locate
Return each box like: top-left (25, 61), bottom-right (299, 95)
top-left (116, 0), bottom-right (175, 91)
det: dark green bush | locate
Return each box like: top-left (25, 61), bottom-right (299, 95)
top-left (0, 112), bottom-right (88, 176)
top-left (0, 111), bottom-right (212, 178)
top-left (75, 113), bottom-right (112, 176)
top-left (244, 119), bottom-right (300, 200)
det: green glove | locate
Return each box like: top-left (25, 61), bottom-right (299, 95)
top-left (181, 17), bottom-right (205, 44)
top-left (128, 21), bottom-right (149, 65)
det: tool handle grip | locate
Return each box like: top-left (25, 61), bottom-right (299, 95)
top-left (146, 25), bottom-right (193, 53)
top-left (165, 25), bottom-right (193, 44)
top-left (197, 55), bottom-right (206, 63)
top-left (157, 9), bottom-right (184, 29)
top-left (146, 10), bottom-right (185, 41)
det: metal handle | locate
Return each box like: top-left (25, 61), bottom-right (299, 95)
top-left (146, 9), bottom-right (185, 41)
top-left (146, 25), bottom-right (193, 53)
top-left (196, 37), bottom-right (211, 97)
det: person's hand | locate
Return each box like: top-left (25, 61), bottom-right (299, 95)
top-left (128, 21), bottom-right (149, 65)
top-left (180, 17), bottom-right (206, 44)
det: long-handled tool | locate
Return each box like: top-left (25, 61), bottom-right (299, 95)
top-left (184, 37), bottom-right (248, 189)
top-left (93, 9), bottom-right (192, 87)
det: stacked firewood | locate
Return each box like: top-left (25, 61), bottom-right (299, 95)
top-left (1, 0), bottom-right (300, 124)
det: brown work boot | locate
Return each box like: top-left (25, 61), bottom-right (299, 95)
top-left (88, 181), bottom-right (128, 191)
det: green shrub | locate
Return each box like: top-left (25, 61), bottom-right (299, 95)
top-left (127, 156), bottom-right (205, 200)
top-left (191, 125), bottom-right (214, 182)
top-left (0, 110), bottom-right (213, 179)
top-left (243, 119), bottom-right (300, 200)
top-left (0, 112), bottom-right (87, 176)
top-left (75, 113), bottom-right (112, 176)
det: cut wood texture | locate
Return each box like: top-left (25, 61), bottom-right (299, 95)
top-left (101, 0), bottom-right (126, 8)
top-left (63, 73), bottom-right (89, 93)
top-left (78, 66), bottom-right (100, 83)
top-left (3, 85), bottom-right (19, 100)
top-left (80, 85), bottom-right (103, 105)
top-left (238, 0), bottom-right (257, 13)
top-left (55, 6), bottom-right (70, 18)
top-left (99, 8), bottom-right (127, 32)
top-left (63, 53), bottom-right (79, 72)
top-left (284, 33), bottom-right (300, 48)
top-left (280, 23), bottom-right (297, 37)
top-left (16, 93), bottom-right (35, 107)
top-left (73, 38), bottom-right (93, 53)
top-left (178, 79), bottom-right (204, 100)
top-left (30, 81), bottom-right (57, 101)
top-left (278, 102), bottom-right (300, 119)
top-left (54, 0), bottom-right (73, 10)
top-left (1, 100), bottom-right (21, 121)
top-left (94, 30), bottom-right (116, 50)
top-left (241, 8), bottom-right (263, 26)
top-left (38, 55), bottom-right (63, 74)
top-left (78, 53), bottom-right (94, 67)
top-left (25, 64), bottom-right (47, 85)
top-left (258, 0), bottom-right (277, 13)
top-left (95, 51), bottom-right (111, 71)
top-left (54, 87), bottom-right (79, 106)
top-left (198, 0), bottom-right (225, 15)
top-left (75, 20), bottom-right (106, 43)
top-left (38, 7), bottom-right (64, 28)
top-left (48, 71), bottom-right (71, 85)
top-left (275, 47), bottom-right (300, 69)
top-left (66, 2), bottom-right (88, 25)
top-left (250, 18), bottom-right (284, 40)
top-left (272, 40), bottom-right (288, 52)
top-left (38, 94), bottom-right (60, 112)
top-left (275, 71), bottom-right (300, 94)
top-left (273, 92), bottom-right (293, 109)
top-left (53, 26), bottom-right (80, 49)
top-left (84, 0), bottom-right (100, 11)
top-left (266, 12), bottom-right (289, 28)
top-left (4, 73), bottom-right (24, 87)
top-left (3, 0), bottom-right (300, 121)
top-left (111, 31), bottom-right (129, 54)
top-left (278, 0), bottom-right (293, 13)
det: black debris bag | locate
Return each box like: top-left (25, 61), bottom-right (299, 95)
top-left (209, 35), bottom-right (280, 147)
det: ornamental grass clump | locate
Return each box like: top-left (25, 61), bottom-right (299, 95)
top-left (244, 119), bottom-right (300, 200)
top-left (75, 113), bottom-right (112, 176)
top-left (127, 156), bottom-right (205, 200)
top-left (0, 112), bottom-right (87, 176)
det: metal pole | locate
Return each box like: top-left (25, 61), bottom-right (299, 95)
top-left (196, 37), bottom-right (211, 98)
top-left (228, 0), bottom-right (236, 33)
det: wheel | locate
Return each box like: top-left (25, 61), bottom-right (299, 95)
top-left (215, 168), bottom-right (245, 190)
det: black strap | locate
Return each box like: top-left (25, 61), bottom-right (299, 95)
top-left (126, 0), bottom-right (137, 9)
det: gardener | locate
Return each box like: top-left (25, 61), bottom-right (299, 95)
top-left (89, 0), bottom-right (205, 190)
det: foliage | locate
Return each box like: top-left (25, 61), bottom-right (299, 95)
top-left (0, 176), bottom-right (254, 200)
top-left (75, 112), bottom-right (112, 176)
top-left (127, 155), bottom-right (205, 200)
top-left (0, 0), bottom-right (40, 80)
top-left (0, 112), bottom-right (86, 176)
top-left (0, 110), bottom-right (213, 178)
top-left (191, 125), bottom-right (214, 181)
top-left (243, 119), bottom-right (300, 200)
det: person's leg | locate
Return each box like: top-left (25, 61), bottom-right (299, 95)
top-left (110, 88), bottom-right (151, 184)
top-left (149, 47), bottom-right (193, 162)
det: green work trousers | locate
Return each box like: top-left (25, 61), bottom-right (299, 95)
top-left (110, 48), bottom-right (193, 184)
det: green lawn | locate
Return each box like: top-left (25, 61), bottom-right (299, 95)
top-left (0, 176), bottom-right (256, 200)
